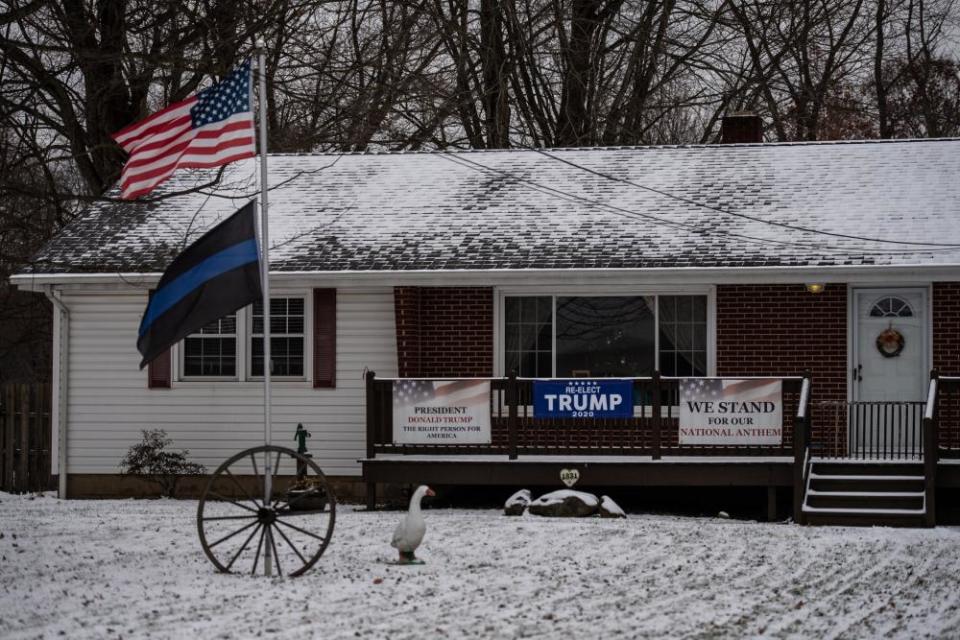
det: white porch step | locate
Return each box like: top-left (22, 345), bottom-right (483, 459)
top-left (802, 506), bottom-right (926, 515)
top-left (806, 490), bottom-right (924, 498)
top-left (811, 458), bottom-right (922, 464)
top-left (809, 473), bottom-right (924, 481)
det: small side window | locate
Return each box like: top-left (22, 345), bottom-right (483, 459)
top-left (182, 315), bottom-right (238, 377)
top-left (251, 298), bottom-right (305, 377)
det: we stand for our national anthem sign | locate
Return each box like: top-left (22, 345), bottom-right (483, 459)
top-left (679, 378), bottom-right (783, 445)
top-left (393, 379), bottom-right (491, 444)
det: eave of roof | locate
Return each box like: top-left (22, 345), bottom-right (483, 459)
top-left (13, 263), bottom-right (960, 292)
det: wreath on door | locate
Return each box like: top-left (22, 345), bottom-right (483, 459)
top-left (876, 327), bottom-right (905, 358)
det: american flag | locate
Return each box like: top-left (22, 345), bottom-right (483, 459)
top-left (679, 378), bottom-right (780, 403)
top-left (394, 380), bottom-right (436, 406)
top-left (393, 379), bottom-right (490, 409)
top-left (112, 60), bottom-right (256, 200)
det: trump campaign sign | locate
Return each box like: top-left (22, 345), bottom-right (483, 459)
top-left (678, 378), bottom-right (783, 445)
top-left (533, 380), bottom-right (633, 419)
top-left (393, 379), bottom-right (491, 444)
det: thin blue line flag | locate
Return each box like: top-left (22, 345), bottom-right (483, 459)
top-left (137, 201), bottom-right (261, 368)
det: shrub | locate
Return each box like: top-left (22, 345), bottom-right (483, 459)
top-left (119, 429), bottom-right (206, 498)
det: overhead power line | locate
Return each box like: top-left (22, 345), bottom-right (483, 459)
top-left (526, 146), bottom-right (960, 249)
top-left (437, 151), bottom-right (958, 257)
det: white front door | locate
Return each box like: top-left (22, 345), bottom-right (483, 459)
top-left (852, 288), bottom-right (928, 402)
top-left (851, 288), bottom-right (928, 457)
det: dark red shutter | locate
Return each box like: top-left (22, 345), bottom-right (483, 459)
top-left (148, 349), bottom-right (172, 388)
top-left (146, 287), bottom-right (172, 388)
top-left (313, 288), bottom-right (336, 388)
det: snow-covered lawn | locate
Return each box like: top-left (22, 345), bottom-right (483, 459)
top-left (2, 492), bottom-right (959, 639)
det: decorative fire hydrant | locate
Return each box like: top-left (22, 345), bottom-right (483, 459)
top-left (294, 423), bottom-right (312, 479)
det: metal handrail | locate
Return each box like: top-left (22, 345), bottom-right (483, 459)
top-left (922, 371), bottom-right (940, 527)
top-left (925, 377), bottom-right (939, 421)
top-left (796, 376), bottom-right (811, 420)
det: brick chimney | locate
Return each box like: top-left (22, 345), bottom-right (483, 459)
top-left (720, 112), bottom-right (763, 144)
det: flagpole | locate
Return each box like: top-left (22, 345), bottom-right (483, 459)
top-left (255, 38), bottom-right (274, 578)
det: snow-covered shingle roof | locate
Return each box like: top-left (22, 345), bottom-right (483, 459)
top-left (20, 138), bottom-right (960, 275)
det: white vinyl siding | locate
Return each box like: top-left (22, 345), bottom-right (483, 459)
top-left (61, 287), bottom-right (397, 476)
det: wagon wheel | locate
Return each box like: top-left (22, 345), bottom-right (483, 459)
top-left (197, 445), bottom-right (336, 577)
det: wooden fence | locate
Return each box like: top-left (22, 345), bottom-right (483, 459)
top-left (0, 383), bottom-right (53, 493)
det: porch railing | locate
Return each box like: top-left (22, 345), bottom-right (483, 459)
top-left (930, 374), bottom-right (960, 458)
top-left (809, 400), bottom-right (926, 460)
top-left (365, 372), bottom-right (807, 459)
top-left (923, 372), bottom-right (960, 526)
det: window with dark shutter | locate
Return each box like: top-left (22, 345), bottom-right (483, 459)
top-left (313, 288), bottom-right (336, 388)
top-left (182, 314), bottom-right (238, 377)
top-left (251, 298), bottom-right (305, 377)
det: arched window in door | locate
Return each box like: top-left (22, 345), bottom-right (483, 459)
top-left (869, 296), bottom-right (914, 318)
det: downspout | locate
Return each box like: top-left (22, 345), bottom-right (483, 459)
top-left (43, 286), bottom-right (69, 499)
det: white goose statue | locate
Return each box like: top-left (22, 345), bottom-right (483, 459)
top-left (391, 485), bottom-right (435, 564)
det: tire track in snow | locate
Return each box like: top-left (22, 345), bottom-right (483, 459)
top-left (523, 522), bottom-right (856, 639)
top-left (667, 527), bottom-right (945, 639)
top-left (551, 522), bottom-right (796, 636)
top-left (667, 526), bottom-right (870, 639)
top-left (872, 546), bottom-right (960, 640)
top-left (820, 542), bottom-right (942, 640)
top-left (760, 533), bottom-right (920, 637)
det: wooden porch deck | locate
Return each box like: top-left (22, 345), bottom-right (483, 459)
top-left (362, 454), bottom-right (794, 486)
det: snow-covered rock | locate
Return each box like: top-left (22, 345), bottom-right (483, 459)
top-left (504, 489), bottom-right (531, 516)
top-left (599, 496), bottom-right (626, 519)
top-left (527, 490), bottom-right (599, 517)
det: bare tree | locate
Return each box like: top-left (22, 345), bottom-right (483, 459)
top-left (727, 0), bottom-right (877, 140)
top-left (4, 0), bottom-right (960, 383)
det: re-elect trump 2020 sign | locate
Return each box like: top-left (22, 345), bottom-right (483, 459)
top-left (533, 380), bottom-right (633, 419)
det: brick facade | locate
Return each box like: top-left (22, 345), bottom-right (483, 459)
top-left (715, 283), bottom-right (847, 393)
top-left (716, 283), bottom-right (848, 453)
top-left (933, 282), bottom-right (960, 450)
top-left (933, 283), bottom-right (960, 373)
top-left (390, 282), bottom-right (960, 453)
top-left (394, 287), bottom-right (422, 377)
top-left (394, 286), bottom-right (494, 377)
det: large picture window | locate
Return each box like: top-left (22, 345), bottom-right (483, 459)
top-left (557, 296), bottom-right (655, 377)
top-left (182, 315), bottom-right (237, 377)
top-left (503, 294), bottom-right (708, 377)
